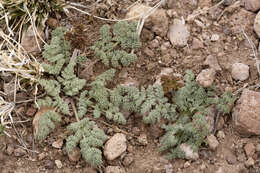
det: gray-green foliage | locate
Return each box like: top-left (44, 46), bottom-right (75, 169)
top-left (57, 62), bottom-right (86, 96)
top-left (66, 118), bottom-right (108, 167)
top-left (42, 27), bottom-right (71, 75)
top-left (158, 70), bottom-right (237, 160)
top-left (79, 69), bottom-right (178, 125)
top-left (77, 69), bottom-right (127, 124)
top-left (36, 27), bottom-right (86, 140)
top-left (36, 110), bottom-right (61, 140)
top-left (91, 21), bottom-right (141, 68)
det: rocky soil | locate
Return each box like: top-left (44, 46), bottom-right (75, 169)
top-left (1, 0), bottom-right (260, 173)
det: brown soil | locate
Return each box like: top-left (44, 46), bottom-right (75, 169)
top-left (1, 0), bottom-right (260, 173)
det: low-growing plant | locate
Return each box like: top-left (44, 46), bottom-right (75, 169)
top-left (34, 23), bottom-right (237, 167)
top-left (66, 118), bottom-right (108, 167)
top-left (35, 27), bottom-right (85, 140)
top-left (91, 21), bottom-right (141, 68)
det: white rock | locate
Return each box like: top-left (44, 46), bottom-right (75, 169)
top-left (104, 133), bottom-right (127, 161)
top-left (180, 143), bottom-right (199, 160)
top-left (231, 63), bottom-right (249, 81)
top-left (52, 139), bottom-right (63, 149)
top-left (245, 157), bottom-right (255, 168)
top-left (217, 131), bottom-right (225, 139)
top-left (211, 34), bottom-right (220, 41)
top-left (207, 134), bottom-right (219, 150)
top-left (254, 11), bottom-right (260, 39)
top-left (196, 68), bottom-right (216, 87)
top-left (168, 19), bottom-right (190, 47)
top-left (55, 160), bottom-right (63, 169)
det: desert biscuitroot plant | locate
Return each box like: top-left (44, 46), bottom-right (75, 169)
top-left (158, 70), bottom-right (237, 159)
top-left (91, 21), bottom-right (141, 68)
top-left (35, 27), bottom-right (86, 140)
top-left (66, 118), bottom-right (108, 167)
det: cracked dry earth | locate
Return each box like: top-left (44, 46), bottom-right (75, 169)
top-left (1, 0), bottom-right (260, 173)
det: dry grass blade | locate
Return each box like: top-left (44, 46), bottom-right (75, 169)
top-left (0, 96), bottom-right (15, 127)
top-left (241, 29), bottom-right (260, 77)
top-left (0, 30), bottom-right (43, 83)
top-left (66, 0), bottom-right (166, 22)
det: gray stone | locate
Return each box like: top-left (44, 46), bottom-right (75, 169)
top-left (231, 63), bottom-right (249, 81)
top-left (204, 55), bottom-right (222, 71)
top-left (168, 19), bottom-right (190, 47)
top-left (242, 0), bottom-right (260, 12)
top-left (207, 135), bottom-right (219, 150)
top-left (232, 89), bottom-right (260, 136)
top-left (196, 68), bottom-right (216, 87)
top-left (104, 133), bottom-right (127, 161)
top-left (180, 143), bottom-right (199, 160)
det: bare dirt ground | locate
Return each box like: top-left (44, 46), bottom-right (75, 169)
top-left (1, 0), bottom-right (260, 173)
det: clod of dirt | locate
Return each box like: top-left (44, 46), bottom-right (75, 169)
top-left (55, 160), bottom-right (63, 169)
top-left (143, 47), bottom-right (155, 57)
top-left (231, 63), bottom-right (249, 81)
top-left (232, 89), bottom-right (260, 136)
top-left (38, 152), bottom-right (47, 161)
top-left (196, 68), bottom-right (216, 87)
top-left (21, 26), bottom-right (45, 55)
top-left (207, 135), bottom-right (219, 151)
top-left (68, 147), bottom-right (81, 162)
top-left (191, 38), bottom-right (204, 50)
top-left (123, 154), bottom-right (134, 167)
top-left (6, 145), bottom-right (14, 156)
top-left (137, 133), bottom-right (148, 146)
top-left (46, 17), bottom-right (59, 29)
top-left (225, 150), bottom-right (237, 165)
top-left (241, 0), bottom-right (260, 12)
top-left (180, 143), bottom-right (199, 160)
top-left (244, 143), bottom-right (255, 157)
top-left (14, 148), bottom-right (26, 157)
top-left (168, 19), bottom-right (190, 47)
top-left (45, 160), bottom-right (55, 169)
top-left (204, 55), bottom-right (222, 72)
top-left (26, 107), bottom-right (37, 117)
top-left (104, 133), bottom-right (127, 161)
top-left (52, 139), bottom-right (64, 149)
top-left (105, 166), bottom-right (126, 173)
top-left (254, 10), bottom-right (260, 38)
top-left (149, 39), bottom-right (160, 49)
top-left (245, 157), bottom-right (255, 168)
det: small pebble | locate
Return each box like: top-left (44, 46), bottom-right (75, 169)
top-left (14, 148), bottom-right (26, 157)
top-left (211, 34), bottom-right (220, 41)
top-left (183, 161), bottom-right (191, 168)
top-left (55, 160), bottom-right (63, 169)
top-left (245, 157), bottom-right (255, 168)
top-left (217, 131), bottom-right (225, 139)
